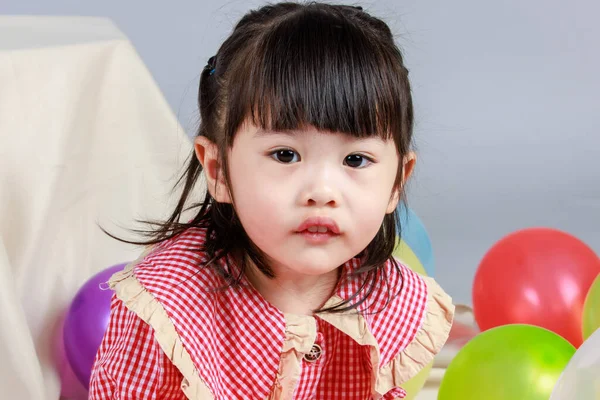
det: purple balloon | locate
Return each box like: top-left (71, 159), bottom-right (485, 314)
top-left (63, 262), bottom-right (129, 389)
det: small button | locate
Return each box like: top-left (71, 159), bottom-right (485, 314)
top-left (303, 344), bottom-right (322, 362)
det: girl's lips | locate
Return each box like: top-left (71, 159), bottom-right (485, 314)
top-left (295, 216), bottom-right (340, 234)
top-left (297, 230), bottom-right (339, 244)
top-left (295, 217), bottom-right (340, 245)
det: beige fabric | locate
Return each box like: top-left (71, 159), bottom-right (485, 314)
top-left (0, 16), bottom-right (193, 400)
top-left (268, 314), bottom-right (317, 400)
top-left (375, 277), bottom-right (454, 394)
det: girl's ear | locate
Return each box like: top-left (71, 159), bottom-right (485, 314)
top-left (194, 136), bottom-right (232, 203)
top-left (386, 151), bottom-right (417, 213)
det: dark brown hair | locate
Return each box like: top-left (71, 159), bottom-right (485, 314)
top-left (108, 2), bottom-right (414, 314)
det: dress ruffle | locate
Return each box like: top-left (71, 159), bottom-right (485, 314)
top-left (317, 276), bottom-right (454, 399)
top-left (375, 276), bottom-right (454, 396)
top-left (107, 256), bottom-right (453, 400)
top-left (108, 260), bottom-right (215, 400)
top-left (268, 313), bottom-right (317, 400)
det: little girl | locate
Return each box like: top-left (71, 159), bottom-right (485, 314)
top-left (90, 2), bottom-right (454, 399)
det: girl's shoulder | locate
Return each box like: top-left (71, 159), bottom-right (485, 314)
top-left (106, 226), bottom-right (233, 323)
top-left (379, 259), bottom-right (454, 384)
top-left (334, 258), bottom-right (454, 392)
top-left (114, 226), bottom-right (225, 292)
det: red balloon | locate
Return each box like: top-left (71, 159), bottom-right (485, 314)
top-left (473, 228), bottom-right (600, 347)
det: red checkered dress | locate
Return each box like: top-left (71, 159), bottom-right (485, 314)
top-left (90, 227), bottom-right (453, 399)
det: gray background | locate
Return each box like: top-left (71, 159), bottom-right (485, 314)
top-left (4, 0), bottom-right (599, 304)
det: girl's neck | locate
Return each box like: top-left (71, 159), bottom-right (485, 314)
top-left (244, 262), bottom-right (341, 316)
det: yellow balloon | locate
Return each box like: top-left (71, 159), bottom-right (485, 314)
top-left (393, 239), bottom-right (427, 276)
top-left (401, 362), bottom-right (433, 399)
top-left (583, 274), bottom-right (600, 340)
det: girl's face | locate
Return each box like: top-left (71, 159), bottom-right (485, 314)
top-left (197, 123), bottom-right (413, 278)
top-left (232, 122), bottom-right (412, 277)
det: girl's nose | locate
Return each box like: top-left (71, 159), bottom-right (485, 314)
top-left (300, 179), bottom-right (341, 208)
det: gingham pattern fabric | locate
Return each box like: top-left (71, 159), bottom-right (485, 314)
top-left (89, 297), bottom-right (187, 399)
top-left (90, 227), bottom-right (429, 399)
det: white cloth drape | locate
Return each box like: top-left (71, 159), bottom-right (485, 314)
top-left (0, 16), bottom-right (192, 399)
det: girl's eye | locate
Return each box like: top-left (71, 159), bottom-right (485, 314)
top-left (271, 149), bottom-right (299, 163)
top-left (344, 154), bottom-right (372, 168)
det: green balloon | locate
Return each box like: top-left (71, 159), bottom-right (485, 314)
top-left (438, 324), bottom-right (576, 400)
top-left (582, 274), bottom-right (600, 340)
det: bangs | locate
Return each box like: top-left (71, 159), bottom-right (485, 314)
top-left (225, 7), bottom-right (412, 140)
